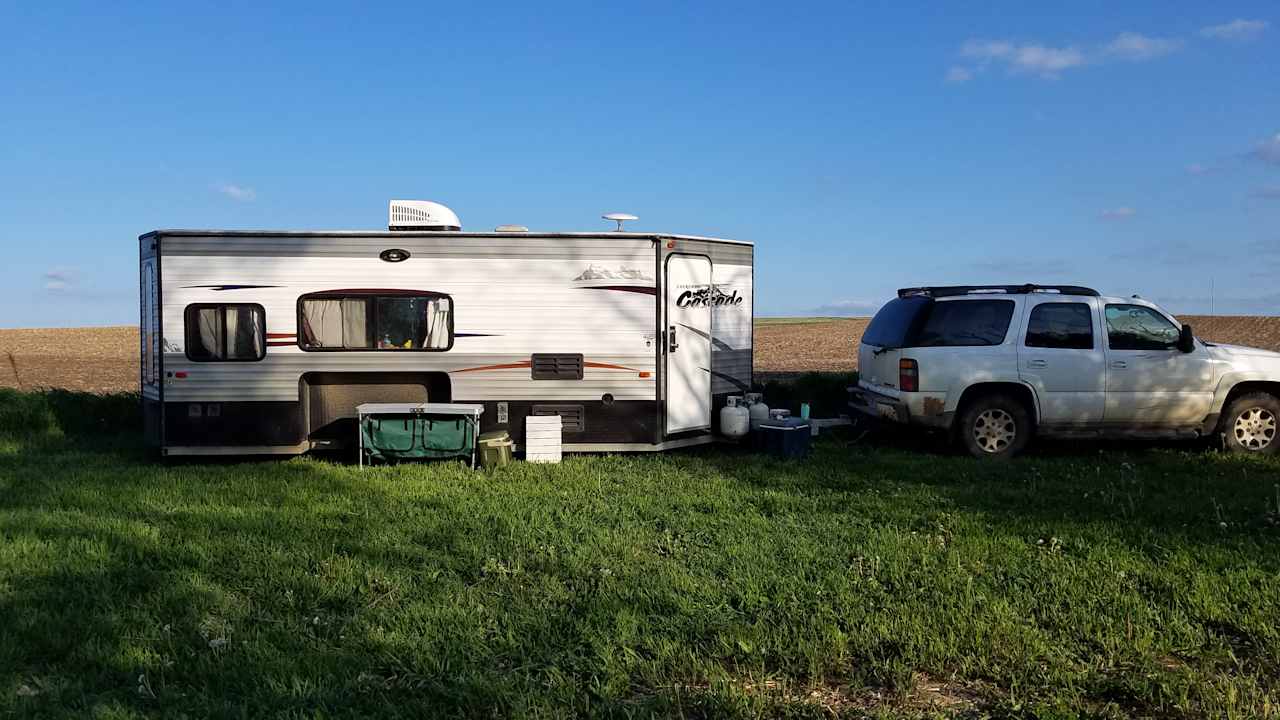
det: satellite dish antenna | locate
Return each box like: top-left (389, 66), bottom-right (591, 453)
top-left (603, 212), bottom-right (638, 231)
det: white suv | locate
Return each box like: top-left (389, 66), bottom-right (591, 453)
top-left (849, 284), bottom-right (1280, 458)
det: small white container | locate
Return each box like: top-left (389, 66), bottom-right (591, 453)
top-left (524, 415), bottom-right (563, 463)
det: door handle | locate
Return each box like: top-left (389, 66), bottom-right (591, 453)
top-left (1111, 360), bottom-right (1127, 369)
top-left (1026, 359), bottom-right (1048, 369)
top-left (668, 326), bottom-right (678, 352)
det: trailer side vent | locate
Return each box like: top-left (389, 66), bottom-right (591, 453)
top-left (532, 404), bottom-right (585, 433)
top-left (531, 354), bottom-right (583, 380)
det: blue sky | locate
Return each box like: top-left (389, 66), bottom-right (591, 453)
top-left (1, 1), bottom-right (1277, 327)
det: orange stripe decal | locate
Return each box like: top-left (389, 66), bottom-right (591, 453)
top-left (584, 361), bottom-right (640, 372)
top-left (451, 361), bottom-right (533, 373)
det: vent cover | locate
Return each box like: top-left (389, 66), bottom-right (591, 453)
top-left (388, 200), bottom-right (461, 231)
top-left (532, 404), bottom-right (584, 433)
top-left (531, 354), bottom-right (584, 381)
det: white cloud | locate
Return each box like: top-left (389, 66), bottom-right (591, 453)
top-left (944, 66), bottom-right (973, 84)
top-left (1099, 207), bottom-right (1136, 220)
top-left (961, 39), bottom-right (1086, 78)
top-left (953, 30), bottom-right (1184, 81)
top-left (44, 267), bottom-right (75, 292)
top-left (1102, 32), bottom-right (1183, 61)
top-left (1200, 19), bottom-right (1269, 41)
top-left (215, 183), bottom-right (256, 201)
top-left (1255, 133), bottom-right (1280, 165)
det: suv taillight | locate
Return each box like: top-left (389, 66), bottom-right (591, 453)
top-left (899, 358), bottom-right (918, 392)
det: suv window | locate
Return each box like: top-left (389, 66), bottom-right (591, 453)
top-left (1026, 302), bottom-right (1093, 350)
top-left (861, 296), bottom-right (930, 348)
top-left (913, 300), bottom-right (1015, 347)
top-left (1105, 304), bottom-right (1180, 350)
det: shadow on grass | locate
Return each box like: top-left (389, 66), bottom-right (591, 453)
top-left (690, 427), bottom-right (1280, 557)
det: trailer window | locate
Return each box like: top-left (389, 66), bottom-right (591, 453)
top-left (299, 292), bottom-right (453, 351)
top-left (185, 304), bottom-right (266, 361)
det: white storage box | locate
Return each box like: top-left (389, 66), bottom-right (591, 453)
top-left (524, 415), bottom-right (562, 463)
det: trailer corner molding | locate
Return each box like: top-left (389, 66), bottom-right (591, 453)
top-left (379, 248), bottom-right (411, 263)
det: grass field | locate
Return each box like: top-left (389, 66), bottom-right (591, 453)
top-left (2, 389), bottom-right (1279, 718)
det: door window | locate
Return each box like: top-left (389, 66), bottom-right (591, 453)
top-left (1026, 303), bottom-right (1093, 350)
top-left (1104, 304), bottom-right (1180, 351)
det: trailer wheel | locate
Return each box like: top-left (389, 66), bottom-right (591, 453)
top-left (957, 393), bottom-right (1030, 459)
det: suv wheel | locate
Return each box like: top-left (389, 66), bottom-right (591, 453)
top-left (958, 394), bottom-right (1030, 459)
top-left (1223, 392), bottom-right (1280, 455)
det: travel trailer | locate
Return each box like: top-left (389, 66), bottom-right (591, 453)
top-left (139, 201), bottom-right (753, 456)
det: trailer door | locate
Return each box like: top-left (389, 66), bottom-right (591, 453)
top-left (664, 254), bottom-right (713, 434)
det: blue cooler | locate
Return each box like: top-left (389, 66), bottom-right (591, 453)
top-left (758, 417), bottom-right (811, 459)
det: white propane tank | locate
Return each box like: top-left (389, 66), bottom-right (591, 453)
top-left (719, 396), bottom-right (750, 440)
top-left (746, 392), bottom-right (771, 431)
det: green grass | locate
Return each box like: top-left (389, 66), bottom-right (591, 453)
top-left (2, 390), bottom-right (1279, 718)
top-left (754, 317), bottom-right (854, 326)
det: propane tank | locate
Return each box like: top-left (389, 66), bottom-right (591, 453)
top-left (719, 396), bottom-right (750, 440)
top-left (745, 392), bottom-right (771, 432)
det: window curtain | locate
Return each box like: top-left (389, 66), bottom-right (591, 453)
top-left (197, 308), bottom-right (222, 358)
top-left (342, 299), bottom-right (369, 348)
top-left (425, 298), bottom-right (450, 349)
top-left (303, 299), bottom-right (344, 348)
top-left (225, 307), bottom-right (264, 359)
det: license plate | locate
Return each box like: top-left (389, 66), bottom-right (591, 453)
top-left (877, 403), bottom-right (898, 420)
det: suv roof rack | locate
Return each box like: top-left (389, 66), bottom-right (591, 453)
top-left (897, 284), bottom-right (1100, 298)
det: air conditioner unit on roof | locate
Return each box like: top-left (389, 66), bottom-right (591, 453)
top-left (388, 200), bottom-right (461, 231)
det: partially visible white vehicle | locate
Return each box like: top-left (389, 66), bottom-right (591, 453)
top-left (848, 284), bottom-right (1280, 458)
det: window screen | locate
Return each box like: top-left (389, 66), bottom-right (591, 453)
top-left (299, 293), bottom-right (453, 351)
top-left (185, 304), bottom-right (265, 361)
top-left (1025, 303), bottom-right (1093, 350)
top-left (911, 300), bottom-right (1015, 347)
top-left (1105, 304), bottom-right (1180, 351)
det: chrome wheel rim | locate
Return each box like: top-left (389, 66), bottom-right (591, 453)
top-left (973, 409), bottom-right (1016, 454)
top-left (1233, 407), bottom-right (1276, 451)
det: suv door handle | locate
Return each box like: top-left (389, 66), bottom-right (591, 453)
top-left (1026, 359), bottom-right (1048, 369)
top-left (1110, 360), bottom-right (1127, 369)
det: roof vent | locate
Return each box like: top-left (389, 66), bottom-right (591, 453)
top-left (495, 224), bottom-right (529, 232)
top-left (389, 200), bottom-right (461, 231)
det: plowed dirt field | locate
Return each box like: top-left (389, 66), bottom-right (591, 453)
top-left (2, 317), bottom-right (1277, 392)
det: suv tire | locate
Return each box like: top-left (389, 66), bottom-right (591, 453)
top-left (958, 393), bottom-right (1031, 459)
top-left (1222, 392), bottom-right (1280, 455)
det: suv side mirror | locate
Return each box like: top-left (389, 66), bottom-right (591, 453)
top-left (1178, 324), bottom-right (1196, 353)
